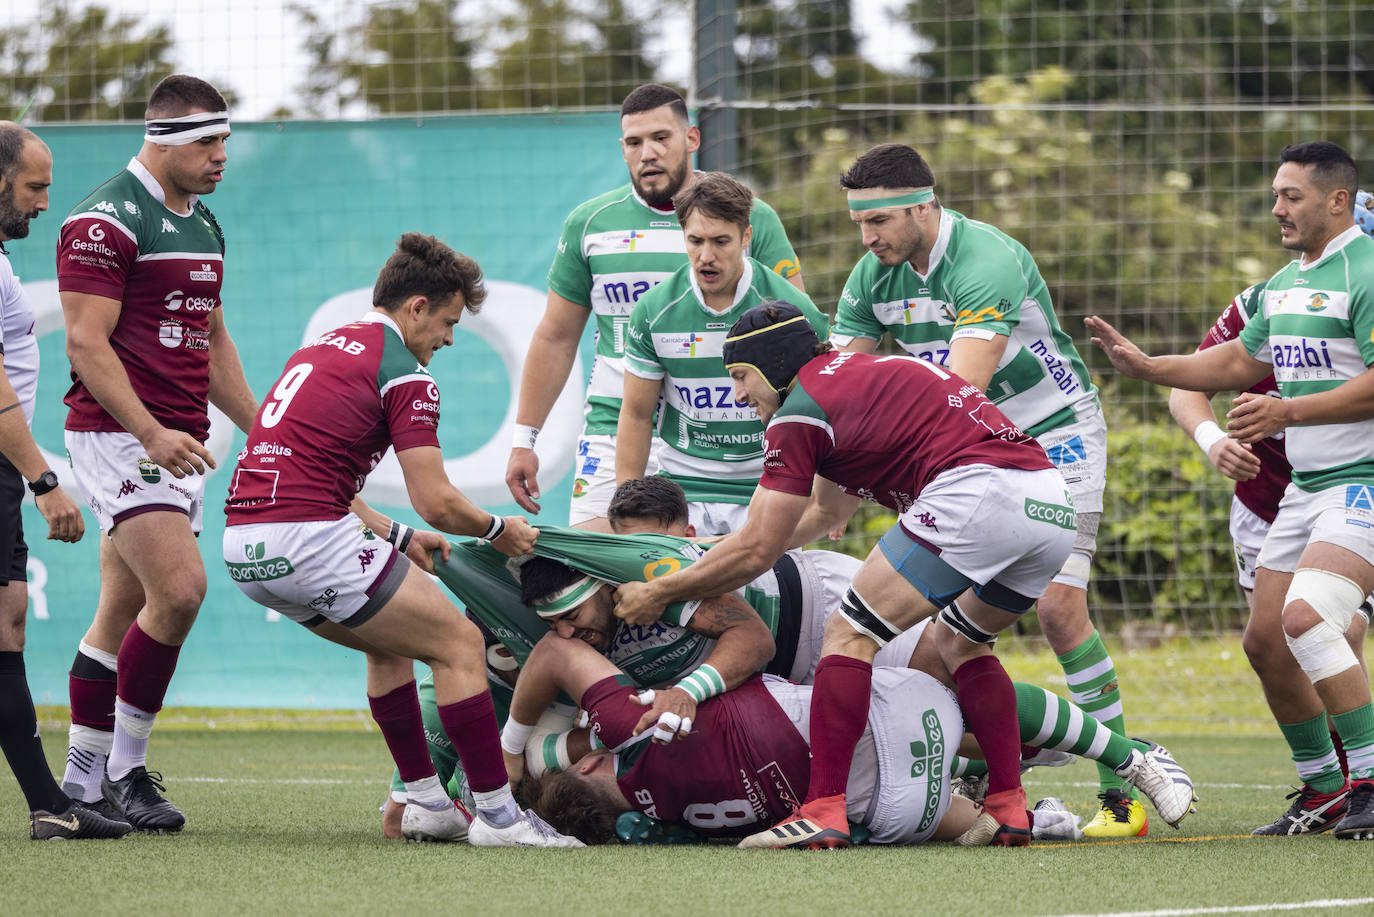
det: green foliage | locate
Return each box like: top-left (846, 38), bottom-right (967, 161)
top-left (1091, 387), bottom-right (1241, 632)
top-left (0, 5), bottom-right (181, 122)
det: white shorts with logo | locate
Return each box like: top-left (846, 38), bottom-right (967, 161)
top-left (1036, 412), bottom-right (1107, 516)
top-left (567, 434), bottom-right (662, 526)
top-left (222, 514), bottom-right (410, 627)
top-left (765, 666), bottom-right (961, 845)
top-left (1256, 481), bottom-right (1374, 575)
top-left (1230, 496), bottom-right (1270, 592)
top-left (785, 548), bottom-right (862, 684)
top-left (65, 430), bottom-right (205, 534)
top-left (894, 464), bottom-right (1077, 603)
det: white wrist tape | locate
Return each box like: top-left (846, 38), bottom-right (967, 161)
top-left (500, 719), bottom-right (535, 756)
top-left (385, 520), bottom-right (414, 553)
top-left (674, 664), bottom-right (726, 704)
top-left (1192, 420), bottom-right (1226, 456)
top-left (478, 514), bottom-right (506, 545)
top-left (512, 424), bottom-right (539, 450)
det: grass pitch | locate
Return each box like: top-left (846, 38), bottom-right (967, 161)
top-left (5, 640), bottom-right (1374, 917)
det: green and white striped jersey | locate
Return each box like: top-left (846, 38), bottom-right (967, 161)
top-left (548, 182), bottom-right (799, 435)
top-left (832, 208), bottom-right (1098, 437)
top-left (1239, 226), bottom-right (1374, 491)
top-left (623, 259), bottom-right (827, 504)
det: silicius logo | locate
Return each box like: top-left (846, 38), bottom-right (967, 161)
top-left (138, 458), bottom-right (161, 484)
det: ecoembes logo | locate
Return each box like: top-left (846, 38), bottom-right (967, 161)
top-left (1024, 498), bottom-right (1077, 530)
top-left (226, 541), bottom-right (295, 582)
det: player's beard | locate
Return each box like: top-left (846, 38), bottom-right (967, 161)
top-left (0, 183), bottom-right (34, 239)
top-left (635, 158), bottom-right (690, 209)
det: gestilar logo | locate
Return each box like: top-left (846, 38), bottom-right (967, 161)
top-left (226, 542), bottom-right (296, 582)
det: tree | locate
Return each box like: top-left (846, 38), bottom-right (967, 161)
top-left (481, 0), bottom-right (656, 110)
top-left (0, 5), bottom-right (181, 122)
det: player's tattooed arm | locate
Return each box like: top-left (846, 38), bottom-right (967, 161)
top-left (685, 592), bottom-right (775, 689)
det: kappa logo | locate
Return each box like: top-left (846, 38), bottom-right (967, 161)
top-left (189, 263), bottom-right (218, 282)
top-left (90, 201), bottom-right (117, 214)
top-left (357, 547), bottom-right (377, 572)
top-left (914, 511), bottom-right (939, 531)
top-left (1044, 435), bottom-right (1088, 466)
top-left (161, 218), bottom-right (178, 233)
top-left (116, 479), bottom-right (143, 498)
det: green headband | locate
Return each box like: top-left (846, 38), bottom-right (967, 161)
top-left (532, 574), bottom-right (606, 618)
top-left (847, 189), bottom-right (934, 211)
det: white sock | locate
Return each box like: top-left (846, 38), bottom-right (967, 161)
top-left (107, 699), bottom-right (157, 781)
top-left (473, 784), bottom-right (518, 827)
top-left (404, 774), bottom-right (450, 810)
top-left (62, 725), bottom-right (113, 802)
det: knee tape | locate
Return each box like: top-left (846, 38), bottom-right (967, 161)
top-left (1286, 568), bottom-right (1366, 633)
top-left (1285, 620), bottom-right (1359, 684)
top-left (837, 588), bottom-right (902, 647)
top-left (524, 708), bottom-right (577, 779)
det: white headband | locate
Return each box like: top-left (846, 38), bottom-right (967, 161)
top-left (144, 111), bottom-right (230, 145)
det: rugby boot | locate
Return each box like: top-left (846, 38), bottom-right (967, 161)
top-left (1030, 797), bottom-right (1083, 841)
top-left (1114, 740), bottom-right (1197, 827)
top-left (954, 786), bottom-right (1032, 846)
top-left (1332, 779), bottom-right (1374, 840)
top-left (30, 800), bottom-right (134, 840)
top-left (737, 794), bottom-right (850, 849)
top-left (401, 800), bottom-right (470, 842)
top-left (102, 766), bottom-right (185, 833)
top-left (1083, 788), bottom-right (1147, 838)
top-left (1252, 783), bottom-right (1348, 836)
top-left (468, 808), bottom-right (584, 847)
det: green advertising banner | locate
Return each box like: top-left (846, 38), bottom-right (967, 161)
top-left (10, 114), bottom-right (622, 709)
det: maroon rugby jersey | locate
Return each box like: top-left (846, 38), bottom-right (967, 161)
top-left (759, 351), bottom-right (1053, 512)
top-left (58, 160), bottom-right (226, 442)
top-left (585, 674), bottom-right (810, 838)
top-left (1196, 284), bottom-right (1289, 524)
top-left (224, 314), bottom-right (440, 524)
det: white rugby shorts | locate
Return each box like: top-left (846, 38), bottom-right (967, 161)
top-left (65, 430), bottom-right (205, 534)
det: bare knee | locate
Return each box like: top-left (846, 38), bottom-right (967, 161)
top-left (0, 584), bottom-right (26, 651)
top-left (415, 612), bottom-right (483, 671)
top-left (820, 606), bottom-right (879, 660)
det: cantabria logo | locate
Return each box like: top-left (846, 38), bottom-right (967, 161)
top-left (1024, 498), bottom-right (1077, 530)
top-left (226, 541), bottom-right (295, 582)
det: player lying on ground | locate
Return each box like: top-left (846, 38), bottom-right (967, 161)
top-left (505, 628), bottom-right (1195, 846)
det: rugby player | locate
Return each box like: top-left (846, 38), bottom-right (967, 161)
top-left (1088, 140), bottom-right (1374, 839)
top-left (616, 172), bottom-right (828, 534)
top-left (0, 123), bottom-right (130, 840)
top-left (614, 302), bottom-right (1183, 848)
top-left (505, 83), bottom-right (803, 530)
top-left (223, 233), bottom-right (579, 847)
top-left (56, 76), bottom-right (257, 832)
top-left (828, 143), bottom-right (1135, 835)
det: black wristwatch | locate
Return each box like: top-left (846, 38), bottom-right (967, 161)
top-left (27, 470), bottom-right (59, 496)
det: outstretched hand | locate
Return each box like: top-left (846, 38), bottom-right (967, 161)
top-left (1084, 315), bottom-right (1154, 380)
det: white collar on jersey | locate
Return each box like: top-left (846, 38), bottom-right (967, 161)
top-left (126, 157), bottom-right (196, 217)
top-left (907, 207), bottom-right (954, 281)
top-left (1299, 223), bottom-right (1365, 270)
top-left (689, 256), bottom-right (755, 314)
top-left (358, 310), bottom-right (405, 339)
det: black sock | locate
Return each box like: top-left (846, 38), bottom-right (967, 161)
top-left (0, 651), bottom-right (69, 813)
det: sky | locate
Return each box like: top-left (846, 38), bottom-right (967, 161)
top-left (3, 0), bottom-right (917, 121)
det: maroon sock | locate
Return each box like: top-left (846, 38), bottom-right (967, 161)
top-left (954, 655), bottom-right (1022, 797)
top-left (1333, 729), bottom-right (1350, 778)
top-left (804, 655), bottom-right (873, 803)
top-left (368, 682), bottom-right (436, 784)
top-left (68, 671), bottom-right (116, 732)
top-left (437, 692), bottom-right (508, 795)
top-left (115, 622), bottom-right (181, 715)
